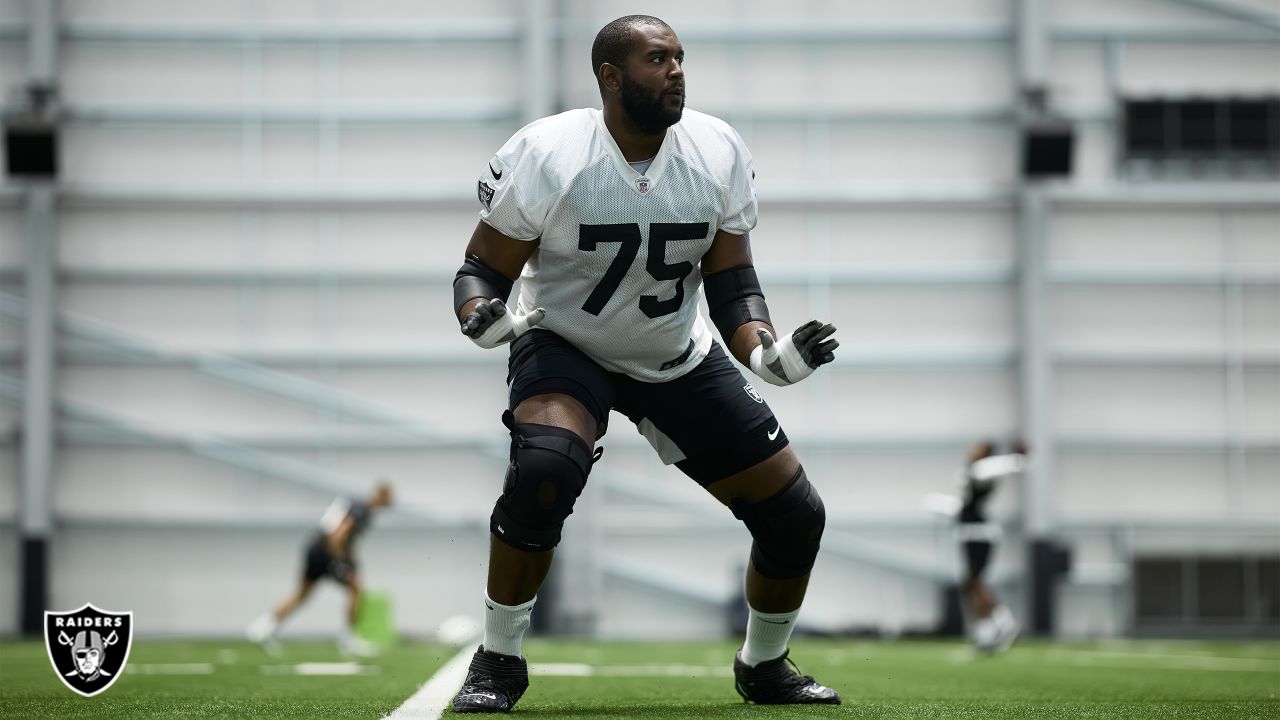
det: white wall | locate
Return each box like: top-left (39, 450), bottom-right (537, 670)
top-left (0, 0), bottom-right (1277, 639)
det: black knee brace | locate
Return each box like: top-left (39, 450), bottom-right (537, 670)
top-left (490, 411), bottom-right (598, 552)
top-left (730, 466), bottom-right (826, 580)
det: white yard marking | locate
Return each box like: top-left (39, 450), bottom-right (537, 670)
top-left (1046, 649), bottom-right (1280, 673)
top-left (382, 644), bottom-right (478, 720)
top-left (260, 662), bottom-right (380, 676)
top-left (127, 663), bottom-right (215, 675)
top-left (530, 663), bottom-right (733, 678)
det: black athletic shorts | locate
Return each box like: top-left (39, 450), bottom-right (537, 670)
top-left (507, 330), bottom-right (789, 486)
top-left (303, 533), bottom-right (356, 584)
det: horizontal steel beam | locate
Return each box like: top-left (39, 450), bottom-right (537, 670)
top-left (0, 103), bottom-right (1110, 127)
top-left (1164, 0), bottom-right (1280, 33)
top-left (1057, 432), bottom-right (1280, 451)
top-left (33, 424), bottom-right (1276, 452)
top-left (1055, 350), bottom-right (1280, 368)
top-left (44, 423), bottom-right (989, 452)
top-left (1, 19), bottom-right (1265, 44)
top-left (1049, 184), bottom-right (1280, 208)
top-left (62, 19), bottom-right (523, 44)
top-left (16, 345), bottom-right (1016, 370)
top-left (27, 182), bottom-right (1277, 209)
top-left (6, 345), bottom-right (1277, 371)
top-left (1051, 266), bottom-right (1280, 285)
top-left (0, 264), bottom-right (1015, 286)
top-left (7, 262), bottom-right (1276, 288)
top-left (61, 101), bottom-right (521, 125)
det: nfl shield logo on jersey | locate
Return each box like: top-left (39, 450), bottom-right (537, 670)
top-left (635, 176), bottom-right (650, 194)
top-left (45, 604), bottom-right (133, 697)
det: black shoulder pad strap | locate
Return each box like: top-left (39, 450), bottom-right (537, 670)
top-left (703, 265), bottom-right (772, 342)
top-left (454, 255), bottom-right (515, 313)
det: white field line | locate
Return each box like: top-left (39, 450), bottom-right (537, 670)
top-left (260, 662), bottom-right (381, 676)
top-left (1048, 649), bottom-right (1280, 673)
top-left (383, 643), bottom-right (478, 720)
top-left (126, 663), bottom-right (216, 675)
top-left (531, 663), bottom-right (733, 678)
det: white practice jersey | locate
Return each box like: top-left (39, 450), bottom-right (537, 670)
top-left (476, 107), bottom-right (758, 382)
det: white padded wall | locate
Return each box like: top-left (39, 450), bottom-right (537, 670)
top-left (0, 0), bottom-right (1276, 638)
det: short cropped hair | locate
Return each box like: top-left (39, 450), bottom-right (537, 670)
top-left (591, 15), bottom-right (670, 89)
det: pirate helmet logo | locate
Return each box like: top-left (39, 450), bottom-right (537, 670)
top-left (44, 603), bottom-right (133, 697)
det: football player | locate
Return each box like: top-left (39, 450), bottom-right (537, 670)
top-left (956, 440), bottom-right (1025, 653)
top-left (247, 481), bottom-right (393, 656)
top-left (450, 15), bottom-right (841, 713)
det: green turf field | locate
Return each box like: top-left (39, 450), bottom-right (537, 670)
top-left (1, 637), bottom-right (1277, 719)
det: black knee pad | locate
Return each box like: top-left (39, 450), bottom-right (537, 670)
top-left (731, 466), bottom-right (826, 580)
top-left (490, 411), bottom-right (598, 552)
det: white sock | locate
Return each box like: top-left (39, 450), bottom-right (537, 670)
top-left (483, 594), bottom-right (535, 657)
top-left (249, 614), bottom-right (279, 639)
top-left (740, 605), bottom-right (800, 667)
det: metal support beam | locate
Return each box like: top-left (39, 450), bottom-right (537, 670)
top-left (20, 187), bottom-right (55, 635)
top-left (1016, 187), bottom-right (1058, 634)
top-left (1015, 0), bottom-right (1048, 91)
top-left (27, 0), bottom-right (58, 84)
top-left (521, 0), bottom-right (554, 123)
top-left (19, 0), bottom-right (59, 638)
top-left (1164, 0), bottom-right (1280, 32)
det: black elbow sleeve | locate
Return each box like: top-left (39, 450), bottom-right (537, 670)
top-left (703, 265), bottom-right (771, 342)
top-left (453, 256), bottom-right (515, 314)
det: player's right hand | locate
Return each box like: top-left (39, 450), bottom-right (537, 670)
top-left (460, 298), bottom-right (545, 349)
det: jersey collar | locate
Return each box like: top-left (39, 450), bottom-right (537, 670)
top-left (593, 108), bottom-right (673, 197)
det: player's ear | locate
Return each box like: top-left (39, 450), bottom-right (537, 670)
top-left (599, 63), bottom-right (622, 93)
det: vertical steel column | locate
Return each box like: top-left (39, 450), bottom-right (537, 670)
top-left (1016, 187), bottom-right (1051, 540)
top-left (1015, 0), bottom-right (1047, 91)
top-left (521, 0), bottom-right (554, 124)
top-left (1014, 0), bottom-right (1061, 636)
top-left (20, 0), bottom-right (60, 635)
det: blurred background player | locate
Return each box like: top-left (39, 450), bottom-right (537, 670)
top-left (956, 440), bottom-right (1026, 653)
top-left (247, 481), bottom-right (394, 656)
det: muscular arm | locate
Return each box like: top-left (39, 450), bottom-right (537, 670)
top-left (455, 220), bottom-right (538, 323)
top-left (700, 230), bottom-right (774, 366)
top-left (702, 229), bottom-right (839, 386)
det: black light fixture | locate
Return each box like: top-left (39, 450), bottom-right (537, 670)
top-left (1020, 87), bottom-right (1075, 179)
top-left (4, 83), bottom-right (59, 179)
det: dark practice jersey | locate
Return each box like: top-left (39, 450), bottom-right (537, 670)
top-left (319, 497), bottom-right (372, 550)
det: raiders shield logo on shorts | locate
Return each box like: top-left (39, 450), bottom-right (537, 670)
top-left (44, 603), bottom-right (133, 697)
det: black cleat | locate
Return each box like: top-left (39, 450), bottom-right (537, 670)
top-left (733, 649), bottom-right (841, 705)
top-left (451, 645), bottom-right (529, 714)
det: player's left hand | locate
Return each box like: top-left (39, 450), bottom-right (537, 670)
top-left (460, 298), bottom-right (545, 349)
top-left (749, 320), bottom-right (838, 387)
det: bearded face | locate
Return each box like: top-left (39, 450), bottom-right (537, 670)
top-left (619, 68), bottom-right (684, 135)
